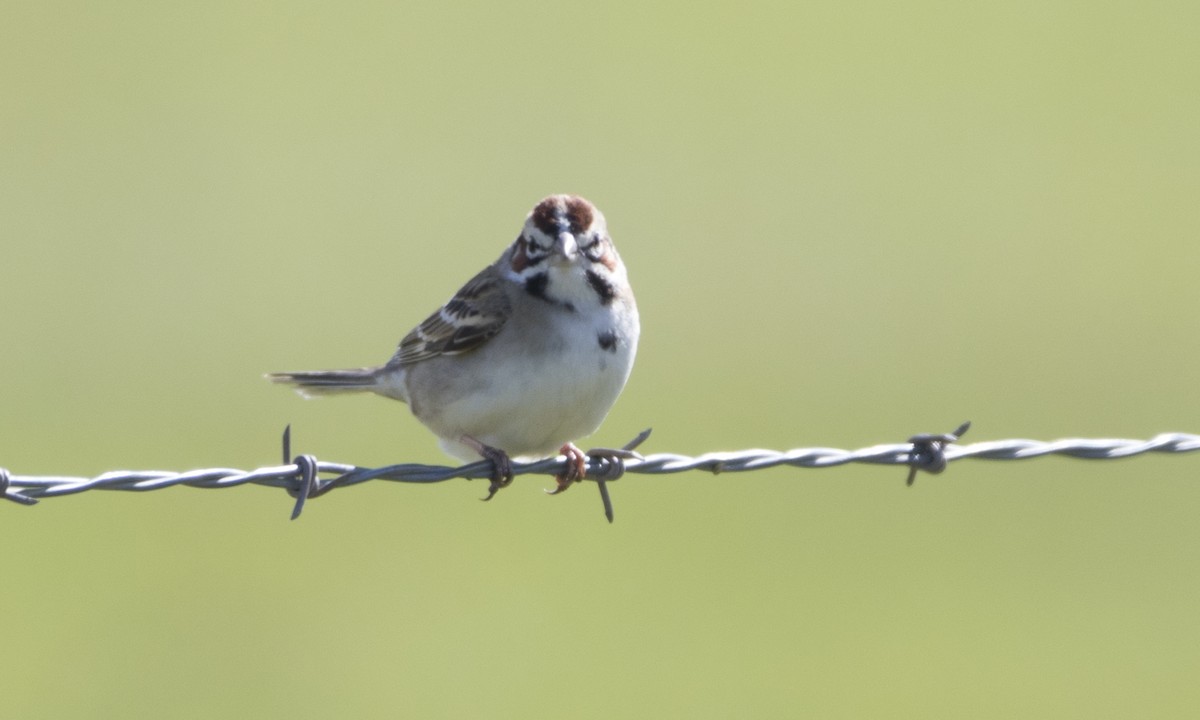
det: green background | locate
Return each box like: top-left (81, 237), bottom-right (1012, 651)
top-left (3, 1), bottom-right (1198, 717)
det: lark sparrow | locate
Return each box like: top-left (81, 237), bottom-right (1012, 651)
top-left (268, 195), bottom-right (639, 499)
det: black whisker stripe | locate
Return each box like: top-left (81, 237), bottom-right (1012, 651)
top-left (585, 269), bottom-right (616, 306)
top-left (524, 271), bottom-right (576, 312)
top-left (524, 272), bottom-right (549, 299)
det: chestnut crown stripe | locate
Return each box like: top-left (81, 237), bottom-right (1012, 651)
top-left (530, 195), bottom-right (595, 236)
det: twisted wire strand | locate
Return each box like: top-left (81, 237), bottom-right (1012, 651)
top-left (4, 432), bottom-right (1197, 506)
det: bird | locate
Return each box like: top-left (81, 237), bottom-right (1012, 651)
top-left (267, 194), bottom-right (639, 500)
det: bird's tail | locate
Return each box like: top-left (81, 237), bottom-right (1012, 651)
top-left (266, 368), bottom-right (381, 398)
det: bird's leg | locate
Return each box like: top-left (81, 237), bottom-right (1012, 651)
top-left (546, 442), bottom-right (588, 495)
top-left (461, 435), bottom-right (514, 501)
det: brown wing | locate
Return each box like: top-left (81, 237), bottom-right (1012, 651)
top-left (387, 265), bottom-right (512, 367)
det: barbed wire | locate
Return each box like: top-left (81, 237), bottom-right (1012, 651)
top-left (3, 424), bottom-right (1198, 522)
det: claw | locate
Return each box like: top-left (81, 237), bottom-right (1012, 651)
top-left (461, 435), bottom-right (514, 501)
top-left (546, 442), bottom-right (587, 495)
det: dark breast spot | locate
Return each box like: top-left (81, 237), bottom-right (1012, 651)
top-left (597, 329), bottom-right (618, 352)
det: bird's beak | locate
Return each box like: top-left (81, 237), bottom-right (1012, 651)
top-left (553, 231), bottom-right (579, 261)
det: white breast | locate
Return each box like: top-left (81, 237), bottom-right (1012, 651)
top-left (402, 290), bottom-right (639, 462)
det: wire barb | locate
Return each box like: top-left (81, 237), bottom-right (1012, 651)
top-left (586, 427), bottom-right (653, 523)
top-left (906, 421), bottom-right (971, 486)
top-left (281, 426), bottom-right (346, 519)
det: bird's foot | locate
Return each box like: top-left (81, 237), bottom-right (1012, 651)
top-left (461, 436), bottom-right (514, 501)
top-left (546, 442), bottom-right (588, 495)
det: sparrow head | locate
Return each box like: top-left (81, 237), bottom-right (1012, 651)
top-left (511, 195), bottom-right (614, 270)
top-left (507, 195), bottom-right (628, 308)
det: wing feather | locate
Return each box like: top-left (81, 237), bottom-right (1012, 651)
top-left (387, 266), bottom-right (511, 366)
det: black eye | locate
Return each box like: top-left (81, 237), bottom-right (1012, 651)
top-left (584, 236), bottom-right (606, 260)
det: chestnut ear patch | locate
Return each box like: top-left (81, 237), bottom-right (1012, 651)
top-left (511, 237), bottom-right (529, 272)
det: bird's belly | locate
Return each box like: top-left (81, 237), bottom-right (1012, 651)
top-left (407, 325), bottom-right (634, 460)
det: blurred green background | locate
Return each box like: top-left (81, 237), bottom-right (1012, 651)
top-left (3, 1), bottom-right (1198, 717)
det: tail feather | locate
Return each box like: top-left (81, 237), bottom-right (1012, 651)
top-left (266, 368), bottom-right (380, 397)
